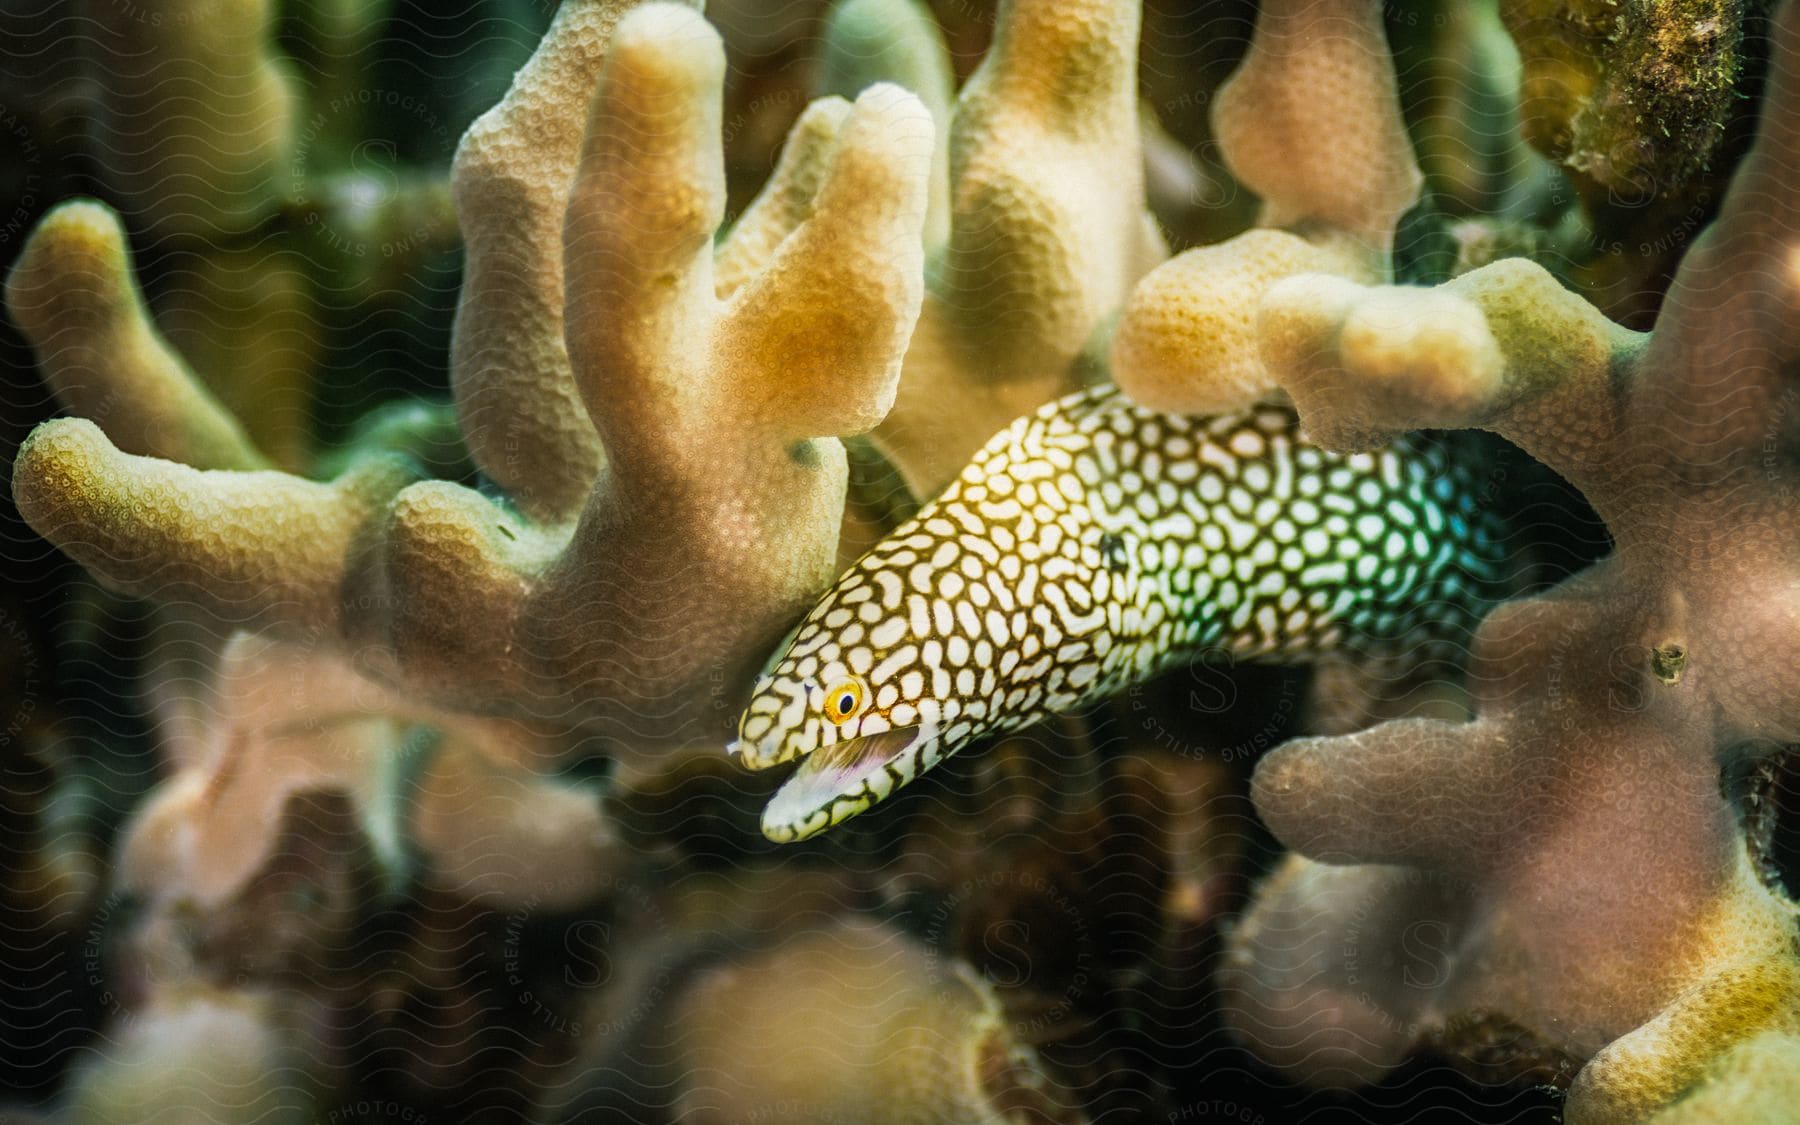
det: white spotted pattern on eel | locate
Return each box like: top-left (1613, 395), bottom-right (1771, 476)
top-left (732, 385), bottom-right (1503, 843)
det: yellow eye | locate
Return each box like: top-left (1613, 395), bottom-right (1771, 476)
top-left (824, 678), bottom-right (866, 724)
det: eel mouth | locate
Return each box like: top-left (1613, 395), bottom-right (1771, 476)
top-left (760, 726), bottom-right (926, 844)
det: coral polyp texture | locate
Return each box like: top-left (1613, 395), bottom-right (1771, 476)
top-left (15, 1), bottom-right (934, 742)
top-left (4, 0), bottom-right (1800, 1121)
top-left (1126, 3), bottom-right (1800, 1121)
top-left (842, 0), bottom-right (1168, 497)
top-left (1112, 0), bottom-right (1421, 421)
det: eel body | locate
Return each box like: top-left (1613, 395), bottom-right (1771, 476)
top-left (733, 385), bottom-right (1501, 842)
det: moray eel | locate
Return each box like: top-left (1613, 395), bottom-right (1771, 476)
top-left (731, 385), bottom-right (1502, 843)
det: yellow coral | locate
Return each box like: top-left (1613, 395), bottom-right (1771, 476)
top-left (1111, 0), bottom-right (1419, 416)
top-left (6, 203), bottom-right (266, 472)
top-left (548, 915), bottom-right (1083, 1123)
top-left (448, 0), bottom-right (669, 519)
top-left (11, 1), bottom-right (935, 742)
top-left (83, 0), bottom-right (296, 239)
top-left (856, 0), bottom-right (1167, 497)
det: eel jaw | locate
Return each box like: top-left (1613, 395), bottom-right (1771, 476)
top-left (760, 724), bottom-right (936, 844)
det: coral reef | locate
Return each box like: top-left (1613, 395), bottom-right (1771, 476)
top-left (1504, 0), bottom-right (1754, 205)
top-left (1503, 0), bottom-right (1770, 323)
top-left (1112, 1), bottom-right (1800, 1119)
top-left (12, 1), bottom-right (932, 743)
top-left (1, 0), bottom-right (1208, 1118)
top-left (1111, 0), bottom-right (1420, 417)
top-left (3, 0), bottom-right (1798, 1120)
top-left (853, 0), bottom-right (1167, 497)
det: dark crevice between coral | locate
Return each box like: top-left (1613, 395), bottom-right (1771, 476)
top-left (1731, 743), bottom-right (1800, 899)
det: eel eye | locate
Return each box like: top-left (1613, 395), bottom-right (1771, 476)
top-left (824, 678), bottom-right (866, 724)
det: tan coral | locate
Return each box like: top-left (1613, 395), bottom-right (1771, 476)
top-left (1149, 2), bottom-right (1800, 1119)
top-left (1644, 1029), bottom-right (1800, 1123)
top-left (13, 419), bottom-right (414, 633)
top-left (3, 0), bottom-right (1216, 746)
top-left (447, 0), bottom-right (684, 520)
top-left (1113, 230), bottom-right (1369, 415)
top-left (4, 5), bottom-right (941, 1025)
top-left (547, 913), bottom-right (1085, 1123)
top-left (669, 920), bottom-right (1072, 1124)
top-left (406, 734), bottom-right (620, 909)
top-left (818, 0), bottom-right (954, 250)
top-left (79, 0), bottom-right (296, 240)
top-left (115, 633), bottom-right (617, 912)
top-left (5, 202), bottom-right (266, 472)
top-left (64, 983), bottom-right (314, 1125)
top-left (1110, 0), bottom-right (1420, 417)
top-left (835, 0), bottom-right (1167, 497)
top-left (10, 2), bottom-right (934, 745)
top-left (711, 96), bottom-right (857, 297)
top-left (380, 3), bottom-right (934, 730)
top-left (113, 634), bottom-right (403, 909)
top-left (1575, 949), bottom-right (1800, 1122)
top-left (1257, 255), bottom-right (1636, 454)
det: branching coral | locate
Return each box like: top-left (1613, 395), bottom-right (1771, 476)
top-left (385, 3), bottom-right (931, 730)
top-left (1111, 0), bottom-right (1420, 419)
top-left (1106, 1), bottom-right (1800, 1119)
top-left (5, 204), bottom-right (462, 908)
top-left (12, 0), bottom-right (933, 744)
top-left (10, 0), bottom-right (1177, 752)
top-left (7, 0), bottom-right (1172, 1113)
top-left (115, 632), bottom-right (620, 912)
top-left (1109, 0), bottom-right (1481, 730)
top-left (11, 0), bottom-right (1800, 1119)
top-left (6, 202), bottom-right (269, 474)
top-left (833, 0), bottom-right (1168, 497)
top-left (66, 0), bottom-right (458, 468)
